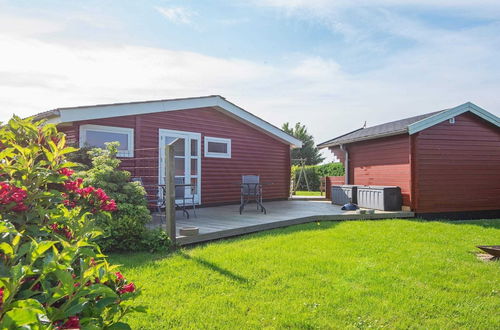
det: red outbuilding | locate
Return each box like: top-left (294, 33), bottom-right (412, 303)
top-left (34, 95), bottom-right (302, 206)
top-left (318, 102), bottom-right (500, 218)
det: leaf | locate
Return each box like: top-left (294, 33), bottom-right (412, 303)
top-left (14, 242), bottom-right (32, 262)
top-left (130, 305), bottom-right (147, 313)
top-left (0, 242), bottom-right (13, 256)
top-left (54, 269), bottom-right (74, 289)
top-left (11, 263), bottom-right (26, 282)
top-left (106, 322), bottom-right (132, 330)
top-left (95, 297), bottom-right (117, 310)
top-left (59, 147), bottom-right (79, 156)
top-left (63, 300), bottom-right (88, 318)
top-left (31, 241), bottom-right (58, 261)
top-left (2, 299), bottom-right (46, 327)
top-left (11, 232), bottom-right (21, 247)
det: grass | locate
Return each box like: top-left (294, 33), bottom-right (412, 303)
top-left (293, 190), bottom-right (323, 196)
top-left (111, 219), bottom-right (500, 329)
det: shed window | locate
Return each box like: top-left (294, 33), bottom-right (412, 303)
top-left (79, 124), bottom-right (134, 157)
top-left (204, 137), bottom-right (231, 158)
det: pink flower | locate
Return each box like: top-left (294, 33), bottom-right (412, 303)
top-left (80, 186), bottom-right (95, 197)
top-left (12, 203), bottom-right (28, 212)
top-left (0, 182), bottom-right (28, 212)
top-left (58, 168), bottom-right (74, 177)
top-left (94, 188), bottom-right (109, 201)
top-left (49, 223), bottom-right (74, 240)
top-left (101, 199), bottom-right (117, 212)
top-left (115, 272), bottom-right (125, 281)
top-left (63, 178), bottom-right (83, 192)
top-left (63, 200), bottom-right (76, 208)
top-left (0, 287), bottom-right (4, 309)
top-left (60, 316), bottom-right (80, 329)
top-left (119, 282), bottom-right (136, 294)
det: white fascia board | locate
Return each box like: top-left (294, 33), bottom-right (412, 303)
top-left (54, 96), bottom-right (302, 148)
top-left (213, 98), bottom-right (303, 148)
top-left (58, 97), bottom-right (220, 123)
top-left (408, 102), bottom-right (500, 134)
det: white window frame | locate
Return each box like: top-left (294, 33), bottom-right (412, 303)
top-left (159, 129), bottom-right (202, 205)
top-left (204, 136), bottom-right (231, 159)
top-left (79, 124), bottom-right (134, 157)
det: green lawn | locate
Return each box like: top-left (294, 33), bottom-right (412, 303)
top-left (111, 219), bottom-right (500, 329)
top-left (294, 190), bottom-right (322, 196)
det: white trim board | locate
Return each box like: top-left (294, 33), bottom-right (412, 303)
top-left (79, 124), bottom-right (134, 157)
top-left (43, 95), bottom-right (302, 148)
top-left (408, 102), bottom-right (500, 135)
top-left (204, 136), bottom-right (231, 158)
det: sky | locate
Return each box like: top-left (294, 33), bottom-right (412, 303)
top-left (1, 0), bottom-right (499, 162)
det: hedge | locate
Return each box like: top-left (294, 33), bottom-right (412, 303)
top-left (292, 162), bottom-right (345, 191)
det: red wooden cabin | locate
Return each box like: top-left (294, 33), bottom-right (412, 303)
top-left (318, 102), bottom-right (500, 218)
top-left (34, 95), bottom-right (302, 206)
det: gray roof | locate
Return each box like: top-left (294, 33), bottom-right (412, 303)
top-left (318, 110), bottom-right (444, 148)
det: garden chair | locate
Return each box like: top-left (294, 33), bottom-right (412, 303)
top-left (240, 175), bottom-right (266, 214)
top-left (131, 177), bottom-right (165, 224)
top-left (175, 177), bottom-right (197, 218)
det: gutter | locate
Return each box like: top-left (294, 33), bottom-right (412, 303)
top-left (340, 144), bottom-right (349, 184)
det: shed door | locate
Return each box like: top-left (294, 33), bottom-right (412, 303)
top-left (159, 129), bottom-right (201, 205)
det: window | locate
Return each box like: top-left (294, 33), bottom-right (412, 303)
top-left (79, 124), bottom-right (134, 157)
top-left (204, 136), bottom-right (231, 158)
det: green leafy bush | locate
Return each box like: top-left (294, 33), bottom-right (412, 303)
top-left (79, 143), bottom-right (169, 252)
top-left (0, 116), bottom-right (144, 328)
top-left (292, 163), bottom-right (344, 191)
top-left (66, 144), bottom-right (94, 170)
top-left (140, 229), bottom-right (171, 253)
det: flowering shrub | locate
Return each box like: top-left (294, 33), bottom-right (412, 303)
top-left (60, 169), bottom-right (117, 213)
top-left (0, 116), bottom-right (144, 329)
top-left (0, 182), bottom-right (28, 211)
top-left (79, 143), bottom-right (169, 252)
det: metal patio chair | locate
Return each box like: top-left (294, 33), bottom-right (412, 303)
top-left (175, 177), bottom-right (197, 218)
top-left (240, 175), bottom-right (266, 214)
top-left (131, 177), bottom-right (165, 223)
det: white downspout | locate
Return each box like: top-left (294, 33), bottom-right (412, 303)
top-left (340, 144), bottom-right (349, 185)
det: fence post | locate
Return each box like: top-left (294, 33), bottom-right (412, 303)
top-left (164, 145), bottom-right (176, 245)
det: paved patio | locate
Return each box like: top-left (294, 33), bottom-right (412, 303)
top-left (151, 199), bottom-right (414, 245)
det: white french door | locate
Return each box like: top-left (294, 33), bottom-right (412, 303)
top-left (159, 129), bottom-right (201, 204)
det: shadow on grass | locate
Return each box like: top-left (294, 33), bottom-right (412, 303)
top-left (112, 218), bottom-right (500, 269)
top-left (186, 219), bottom-right (342, 249)
top-left (178, 251), bottom-right (249, 284)
top-left (111, 221), bottom-right (340, 268)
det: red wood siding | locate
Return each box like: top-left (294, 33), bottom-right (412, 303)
top-left (347, 135), bottom-right (412, 207)
top-left (58, 124), bottom-right (78, 145)
top-left (59, 107), bottom-right (291, 205)
top-left (413, 112), bottom-right (500, 213)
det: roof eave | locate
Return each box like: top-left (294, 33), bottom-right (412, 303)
top-left (33, 96), bottom-right (301, 147)
top-left (318, 128), bottom-right (409, 148)
top-left (408, 102), bottom-right (500, 134)
top-left (31, 110), bottom-right (61, 123)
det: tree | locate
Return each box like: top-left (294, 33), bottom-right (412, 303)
top-left (282, 122), bottom-right (325, 165)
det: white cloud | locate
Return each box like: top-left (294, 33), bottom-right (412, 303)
top-left (155, 6), bottom-right (196, 24)
top-left (0, 12), bottom-right (499, 164)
